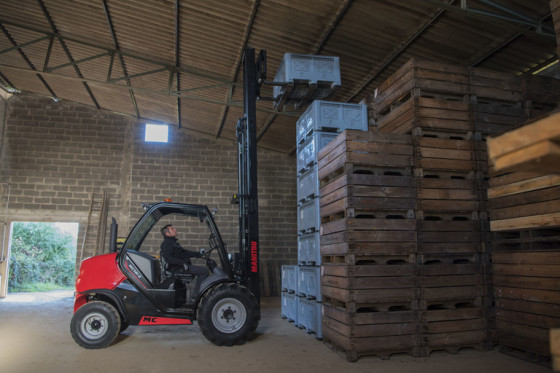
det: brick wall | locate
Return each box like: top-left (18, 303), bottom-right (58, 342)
top-left (0, 93), bottom-right (297, 294)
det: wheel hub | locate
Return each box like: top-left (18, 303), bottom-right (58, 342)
top-left (221, 307), bottom-right (236, 322)
top-left (211, 298), bottom-right (247, 334)
top-left (90, 319), bottom-right (102, 331)
top-left (81, 312), bottom-right (107, 339)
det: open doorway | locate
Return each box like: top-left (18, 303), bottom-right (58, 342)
top-left (6, 222), bottom-right (78, 294)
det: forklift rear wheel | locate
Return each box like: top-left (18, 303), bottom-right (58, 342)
top-left (70, 301), bottom-right (121, 349)
top-left (197, 283), bottom-right (260, 346)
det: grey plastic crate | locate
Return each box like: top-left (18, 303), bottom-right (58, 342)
top-left (297, 131), bottom-right (338, 174)
top-left (297, 198), bottom-right (321, 234)
top-left (273, 53), bottom-right (341, 100)
top-left (297, 164), bottom-right (319, 204)
top-left (297, 100), bottom-right (368, 144)
top-left (281, 292), bottom-right (299, 324)
top-left (281, 265), bottom-right (298, 293)
top-left (297, 298), bottom-right (322, 339)
top-left (297, 266), bottom-right (322, 301)
top-left (297, 232), bottom-right (321, 266)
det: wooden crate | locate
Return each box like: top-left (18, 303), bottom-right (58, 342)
top-left (495, 251), bottom-right (560, 361)
top-left (521, 74), bottom-right (560, 106)
top-left (320, 196), bottom-right (416, 223)
top-left (418, 220), bottom-right (482, 244)
top-left (376, 96), bottom-right (473, 136)
top-left (491, 228), bottom-right (560, 251)
top-left (323, 324), bottom-right (422, 362)
top-left (469, 67), bottom-right (522, 103)
top-left (320, 217), bottom-right (417, 255)
top-left (420, 296), bottom-right (491, 354)
top-left (322, 302), bottom-right (421, 361)
top-left (318, 130), bottom-right (413, 183)
top-left (321, 259), bottom-right (416, 276)
top-left (414, 136), bottom-right (479, 172)
top-left (321, 262), bottom-right (418, 305)
top-left (322, 284), bottom-right (419, 304)
top-left (488, 186), bottom-right (560, 231)
top-left (373, 58), bottom-right (470, 115)
top-left (321, 241), bottom-right (417, 256)
top-left (323, 295), bottom-right (419, 314)
top-left (487, 168), bottom-right (560, 233)
top-left (417, 221), bottom-right (484, 253)
top-left (472, 101), bottom-right (526, 138)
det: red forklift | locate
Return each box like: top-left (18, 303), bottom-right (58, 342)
top-left (70, 47), bottom-right (265, 348)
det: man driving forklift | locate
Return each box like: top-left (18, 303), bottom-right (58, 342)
top-left (160, 224), bottom-right (210, 299)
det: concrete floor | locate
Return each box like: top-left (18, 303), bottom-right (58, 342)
top-left (0, 291), bottom-right (550, 373)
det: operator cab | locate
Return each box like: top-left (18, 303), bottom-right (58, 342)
top-left (117, 202), bottom-right (231, 311)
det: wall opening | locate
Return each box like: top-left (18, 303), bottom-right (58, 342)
top-left (7, 222), bottom-right (78, 294)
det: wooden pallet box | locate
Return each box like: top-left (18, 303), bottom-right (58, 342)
top-left (414, 136), bottom-right (480, 172)
top-left (376, 96), bottom-right (473, 136)
top-left (318, 130), bottom-right (413, 183)
top-left (521, 74), bottom-right (560, 107)
top-left (321, 262), bottom-right (419, 305)
top-left (418, 220), bottom-right (482, 243)
top-left (321, 241), bottom-right (417, 257)
top-left (495, 266), bottom-right (560, 359)
top-left (322, 258), bottom-right (417, 275)
top-left (420, 295), bottom-right (492, 355)
top-left (320, 217), bottom-right (417, 255)
top-left (372, 58), bottom-right (470, 115)
top-left (472, 101), bottom-right (526, 138)
top-left (488, 185), bottom-right (560, 232)
top-left (323, 324), bottom-right (422, 362)
top-left (322, 302), bottom-right (421, 361)
top-left (469, 67), bottom-right (522, 103)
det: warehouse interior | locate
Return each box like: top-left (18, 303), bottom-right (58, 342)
top-left (1, 0), bottom-right (560, 371)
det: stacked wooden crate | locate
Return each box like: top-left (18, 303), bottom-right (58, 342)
top-left (319, 130), bottom-right (419, 361)
top-left (486, 110), bottom-right (560, 363)
top-left (372, 58), bottom-right (494, 356)
top-left (317, 56), bottom-right (560, 362)
top-left (487, 168), bottom-right (560, 365)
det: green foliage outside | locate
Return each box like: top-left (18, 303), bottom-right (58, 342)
top-left (8, 222), bottom-right (77, 293)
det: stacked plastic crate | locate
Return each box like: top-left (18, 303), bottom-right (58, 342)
top-left (283, 100), bottom-right (369, 339)
top-left (278, 53), bottom-right (343, 332)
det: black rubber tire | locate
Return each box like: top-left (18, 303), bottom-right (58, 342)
top-left (70, 301), bottom-right (121, 349)
top-left (197, 283), bottom-right (260, 346)
top-left (119, 321), bottom-right (129, 333)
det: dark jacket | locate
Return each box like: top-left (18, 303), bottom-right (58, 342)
top-left (160, 236), bottom-right (200, 268)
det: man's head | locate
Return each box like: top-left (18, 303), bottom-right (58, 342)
top-left (161, 224), bottom-right (177, 238)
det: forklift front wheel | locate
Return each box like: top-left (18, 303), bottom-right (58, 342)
top-left (70, 301), bottom-right (121, 349)
top-left (197, 283), bottom-right (260, 346)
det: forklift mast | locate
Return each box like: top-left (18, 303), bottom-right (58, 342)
top-left (236, 47), bottom-right (265, 303)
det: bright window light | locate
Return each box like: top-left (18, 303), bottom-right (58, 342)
top-left (145, 123), bottom-right (169, 143)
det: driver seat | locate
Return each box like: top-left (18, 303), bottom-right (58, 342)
top-left (159, 254), bottom-right (194, 286)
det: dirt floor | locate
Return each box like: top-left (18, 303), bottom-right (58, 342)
top-left (0, 290), bottom-right (550, 373)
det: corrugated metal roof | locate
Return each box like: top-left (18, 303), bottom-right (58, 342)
top-left (0, 0), bottom-right (557, 153)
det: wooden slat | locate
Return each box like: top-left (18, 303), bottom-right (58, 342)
top-left (488, 174), bottom-right (560, 199)
top-left (487, 112), bottom-right (560, 173)
top-left (490, 212), bottom-right (560, 231)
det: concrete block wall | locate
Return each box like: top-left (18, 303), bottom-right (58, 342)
top-left (0, 93), bottom-right (297, 295)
